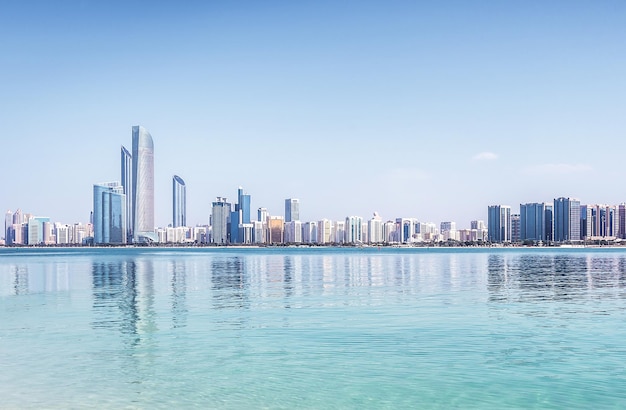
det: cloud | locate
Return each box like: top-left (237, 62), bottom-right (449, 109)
top-left (472, 152), bottom-right (498, 161)
top-left (523, 163), bottom-right (593, 175)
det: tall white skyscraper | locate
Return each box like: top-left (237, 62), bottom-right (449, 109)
top-left (131, 126), bottom-right (156, 242)
top-left (285, 198), bottom-right (299, 222)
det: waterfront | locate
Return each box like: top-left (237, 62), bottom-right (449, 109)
top-left (1, 247), bottom-right (626, 408)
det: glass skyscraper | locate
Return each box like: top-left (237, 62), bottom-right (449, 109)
top-left (487, 205), bottom-right (511, 243)
top-left (285, 198), bottom-right (299, 222)
top-left (131, 126), bottom-right (156, 243)
top-left (554, 197), bottom-right (581, 243)
top-left (520, 202), bottom-right (553, 242)
top-left (121, 146), bottom-right (133, 242)
top-left (172, 175), bottom-right (186, 227)
top-left (211, 197), bottom-right (231, 244)
top-left (93, 182), bottom-right (126, 244)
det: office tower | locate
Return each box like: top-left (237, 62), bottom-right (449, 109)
top-left (121, 146), bottom-right (133, 241)
top-left (13, 209), bottom-right (22, 225)
top-left (510, 214), bottom-right (520, 243)
top-left (237, 187), bottom-right (251, 224)
top-left (211, 197), bottom-right (231, 244)
top-left (487, 205), bottom-right (511, 243)
top-left (27, 216), bottom-right (50, 245)
top-left (303, 221), bottom-right (317, 244)
top-left (334, 221), bottom-right (345, 243)
top-left (268, 216), bottom-right (284, 244)
top-left (317, 219), bottom-right (332, 244)
top-left (554, 197), bottom-right (581, 242)
top-left (345, 216), bottom-right (363, 243)
top-left (368, 213), bottom-right (383, 244)
top-left (93, 182), bottom-right (127, 244)
top-left (553, 197), bottom-right (581, 242)
top-left (131, 125), bottom-right (156, 242)
top-left (258, 207), bottom-right (268, 222)
top-left (520, 203), bottom-right (551, 242)
top-left (617, 203), bottom-right (626, 239)
top-left (230, 187), bottom-right (252, 243)
top-left (284, 220), bottom-right (302, 243)
top-left (172, 175), bottom-right (186, 227)
top-left (5, 210), bottom-right (12, 243)
top-left (285, 198), bottom-right (299, 222)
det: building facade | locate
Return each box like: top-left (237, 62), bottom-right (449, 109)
top-left (172, 175), bottom-right (186, 227)
top-left (93, 182), bottom-right (126, 244)
top-left (487, 205), bottom-right (511, 243)
top-left (131, 126), bottom-right (156, 242)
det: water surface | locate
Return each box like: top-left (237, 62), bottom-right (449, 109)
top-left (1, 247), bottom-right (626, 408)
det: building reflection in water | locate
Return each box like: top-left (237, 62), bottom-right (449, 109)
top-left (12, 265), bottom-right (29, 296)
top-left (91, 258), bottom-right (158, 350)
top-left (487, 252), bottom-right (626, 303)
top-left (211, 257), bottom-right (248, 310)
top-left (169, 259), bottom-right (188, 329)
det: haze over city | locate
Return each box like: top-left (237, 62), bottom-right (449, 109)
top-left (2, 1), bottom-right (625, 227)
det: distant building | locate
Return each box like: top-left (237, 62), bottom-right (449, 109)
top-left (368, 213), bottom-right (383, 244)
top-left (93, 182), bottom-right (126, 244)
top-left (553, 197), bottom-right (581, 242)
top-left (121, 146), bottom-right (133, 241)
top-left (487, 205), bottom-right (511, 243)
top-left (27, 216), bottom-right (50, 245)
top-left (268, 216), bottom-right (284, 244)
top-left (317, 219), bottom-right (332, 244)
top-left (520, 203), bottom-right (553, 242)
top-left (285, 198), bottom-right (299, 222)
top-left (345, 216), bottom-right (363, 243)
top-left (172, 175), bottom-right (186, 227)
top-left (510, 214), bottom-right (520, 243)
top-left (211, 197), bottom-right (231, 244)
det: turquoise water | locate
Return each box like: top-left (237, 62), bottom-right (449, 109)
top-left (1, 247), bottom-right (626, 409)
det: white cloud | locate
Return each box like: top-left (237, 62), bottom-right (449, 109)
top-left (472, 152), bottom-right (498, 161)
top-left (523, 163), bottom-right (593, 175)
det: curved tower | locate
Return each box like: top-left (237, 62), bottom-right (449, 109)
top-left (172, 175), bottom-right (186, 227)
top-left (132, 126), bottom-right (156, 242)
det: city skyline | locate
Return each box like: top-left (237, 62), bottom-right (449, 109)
top-left (2, 2), bottom-right (625, 226)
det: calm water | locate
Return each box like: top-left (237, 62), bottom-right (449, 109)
top-left (2, 247), bottom-right (626, 409)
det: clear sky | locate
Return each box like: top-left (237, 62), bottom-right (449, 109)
top-left (1, 1), bottom-right (625, 227)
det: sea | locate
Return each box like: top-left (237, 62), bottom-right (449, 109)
top-left (1, 247), bottom-right (626, 409)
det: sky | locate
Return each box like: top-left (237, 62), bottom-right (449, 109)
top-left (1, 1), bottom-right (625, 228)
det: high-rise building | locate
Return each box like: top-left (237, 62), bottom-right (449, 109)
top-left (317, 219), bottom-right (332, 244)
top-left (285, 198), bottom-right (299, 222)
top-left (619, 204), bottom-right (626, 239)
top-left (121, 146), bottom-right (133, 242)
top-left (553, 197), bottom-right (581, 243)
top-left (131, 126), bottom-right (156, 242)
top-left (211, 197), bottom-right (231, 244)
top-left (231, 187), bottom-right (252, 243)
top-left (93, 182), bottom-right (127, 244)
top-left (487, 205), bottom-right (511, 243)
top-left (368, 212), bottom-right (383, 244)
top-left (172, 175), bottom-right (186, 227)
top-left (27, 216), bottom-right (50, 245)
top-left (345, 216), bottom-right (363, 243)
top-left (4, 210), bottom-right (12, 244)
top-left (520, 203), bottom-right (552, 242)
top-left (511, 214), bottom-right (520, 243)
top-left (268, 216), bottom-right (284, 244)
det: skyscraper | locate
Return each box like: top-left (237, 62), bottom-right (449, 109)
top-left (553, 197), bottom-right (581, 243)
top-left (520, 203), bottom-right (552, 242)
top-left (172, 175), bottom-right (186, 227)
top-left (121, 146), bottom-right (133, 242)
top-left (285, 198), bottom-right (299, 222)
top-left (487, 205), bottom-right (511, 243)
top-left (131, 126), bottom-right (156, 242)
top-left (211, 197), bottom-right (231, 244)
top-left (93, 182), bottom-right (126, 244)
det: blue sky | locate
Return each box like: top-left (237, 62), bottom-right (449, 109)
top-left (1, 1), bottom-right (625, 227)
